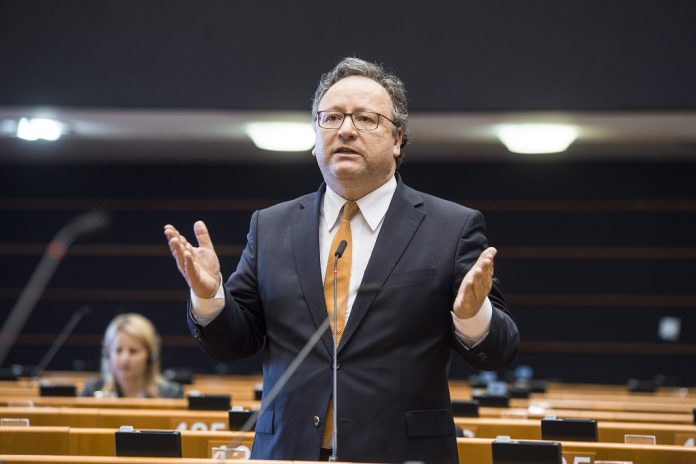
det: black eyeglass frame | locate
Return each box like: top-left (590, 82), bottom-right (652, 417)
top-left (316, 111), bottom-right (399, 131)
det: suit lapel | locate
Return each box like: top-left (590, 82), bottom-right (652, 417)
top-left (338, 181), bottom-right (425, 352)
top-left (291, 184), bottom-right (335, 356)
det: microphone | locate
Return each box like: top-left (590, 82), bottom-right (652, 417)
top-left (0, 210), bottom-right (111, 366)
top-left (224, 240), bottom-right (348, 459)
top-left (31, 305), bottom-right (92, 378)
top-left (330, 239), bottom-right (347, 462)
top-left (50, 210), bottom-right (111, 261)
top-left (334, 239), bottom-right (347, 258)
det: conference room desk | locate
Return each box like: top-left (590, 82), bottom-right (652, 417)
top-left (524, 390), bottom-right (696, 403)
top-left (452, 388), bottom-right (696, 415)
top-left (1, 373), bottom-right (261, 389)
top-left (5, 392), bottom-right (694, 412)
top-left (2, 427), bottom-right (695, 463)
top-left (0, 387), bottom-right (43, 397)
top-left (0, 382), bottom-right (259, 402)
top-left (479, 407), bottom-right (695, 425)
top-left (0, 397), bottom-right (259, 411)
top-left (454, 417), bottom-right (696, 446)
top-left (8, 393), bottom-right (693, 413)
top-left (0, 407), bottom-right (234, 431)
top-left (2, 404), bottom-right (694, 431)
top-left (455, 437), bottom-right (696, 464)
top-left (504, 398), bottom-right (695, 414)
top-left (0, 458), bottom-right (364, 464)
top-left (4, 374), bottom-right (694, 405)
top-left (11, 373), bottom-right (694, 399)
top-left (448, 380), bottom-right (695, 397)
top-left (0, 458), bottom-right (222, 464)
top-left (0, 426), bottom-right (253, 458)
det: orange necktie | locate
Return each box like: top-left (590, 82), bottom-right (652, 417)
top-left (321, 201), bottom-right (359, 449)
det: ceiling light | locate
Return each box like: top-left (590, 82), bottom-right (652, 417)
top-left (245, 122), bottom-right (315, 152)
top-left (496, 123), bottom-right (578, 154)
top-left (16, 117), bottom-right (65, 141)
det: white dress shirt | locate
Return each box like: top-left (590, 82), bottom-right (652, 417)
top-left (191, 176), bottom-right (491, 347)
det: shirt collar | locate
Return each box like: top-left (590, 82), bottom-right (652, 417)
top-left (323, 176), bottom-right (397, 232)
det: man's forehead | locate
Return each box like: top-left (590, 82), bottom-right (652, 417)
top-left (321, 76), bottom-right (392, 109)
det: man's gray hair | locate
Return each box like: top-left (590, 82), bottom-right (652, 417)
top-left (312, 57), bottom-right (409, 167)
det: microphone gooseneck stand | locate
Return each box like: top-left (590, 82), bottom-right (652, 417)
top-left (0, 210), bottom-right (110, 367)
top-left (228, 240), bottom-right (348, 461)
top-left (31, 305), bottom-right (92, 378)
top-left (330, 239), bottom-right (347, 462)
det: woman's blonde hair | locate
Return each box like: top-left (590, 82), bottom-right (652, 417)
top-left (100, 313), bottom-right (162, 397)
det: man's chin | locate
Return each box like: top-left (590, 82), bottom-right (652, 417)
top-left (330, 158), bottom-right (364, 176)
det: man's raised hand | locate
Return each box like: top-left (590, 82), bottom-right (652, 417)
top-left (164, 221), bottom-right (221, 298)
top-left (453, 247), bottom-right (497, 319)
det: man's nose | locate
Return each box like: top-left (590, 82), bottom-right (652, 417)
top-left (337, 115), bottom-right (357, 138)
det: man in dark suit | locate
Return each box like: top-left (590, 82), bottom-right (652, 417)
top-left (164, 57), bottom-right (519, 463)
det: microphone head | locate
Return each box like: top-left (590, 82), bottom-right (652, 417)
top-left (62, 210), bottom-right (111, 241)
top-left (77, 305), bottom-right (92, 317)
top-left (334, 240), bottom-right (348, 258)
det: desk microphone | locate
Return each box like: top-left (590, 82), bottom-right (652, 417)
top-left (31, 305), bottom-right (92, 378)
top-left (226, 240), bottom-right (348, 460)
top-left (330, 239), bottom-right (347, 462)
top-left (0, 210), bottom-right (110, 366)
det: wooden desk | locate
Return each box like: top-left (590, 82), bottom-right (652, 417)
top-left (449, 379), bottom-right (696, 398)
top-left (456, 437), bottom-right (696, 464)
top-left (507, 397), bottom-right (695, 414)
top-left (0, 407), bottom-right (232, 431)
top-left (479, 406), bottom-right (695, 425)
top-left (0, 458), bottom-right (361, 464)
top-left (0, 426), bottom-right (253, 458)
top-left (455, 417), bottom-right (696, 445)
top-left (2, 426), bottom-right (695, 463)
top-left (0, 396), bottom-right (259, 411)
top-left (0, 457), bottom-right (216, 463)
top-left (2, 403), bottom-right (693, 433)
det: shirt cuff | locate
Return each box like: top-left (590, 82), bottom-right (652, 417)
top-left (451, 297), bottom-right (492, 348)
top-left (189, 274), bottom-right (225, 327)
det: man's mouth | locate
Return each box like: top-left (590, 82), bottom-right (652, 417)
top-left (333, 147), bottom-right (361, 156)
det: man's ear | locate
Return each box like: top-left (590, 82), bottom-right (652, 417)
top-left (311, 126), bottom-right (318, 157)
top-left (392, 128), bottom-right (403, 156)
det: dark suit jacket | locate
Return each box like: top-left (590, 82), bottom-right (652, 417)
top-left (188, 178), bottom-right (519, 463)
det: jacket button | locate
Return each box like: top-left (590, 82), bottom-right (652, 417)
top-left (313, 416), bottom-right (320, 427)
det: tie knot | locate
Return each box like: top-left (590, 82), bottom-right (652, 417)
top-left (342, 201), bottom-right (359, 221)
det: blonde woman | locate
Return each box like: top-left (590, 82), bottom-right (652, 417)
top-left (80, 313), bottom-right (182, 398)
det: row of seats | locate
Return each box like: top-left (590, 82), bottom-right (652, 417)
top-left (2, 426), bottom-right (696, 463)
top-left (2, 405), bottom-right (696, 445)
top-left (1, 373), bottom-right (695, 463)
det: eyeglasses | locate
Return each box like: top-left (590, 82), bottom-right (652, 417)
top-left (316, 111), bottom-right (398, 131)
